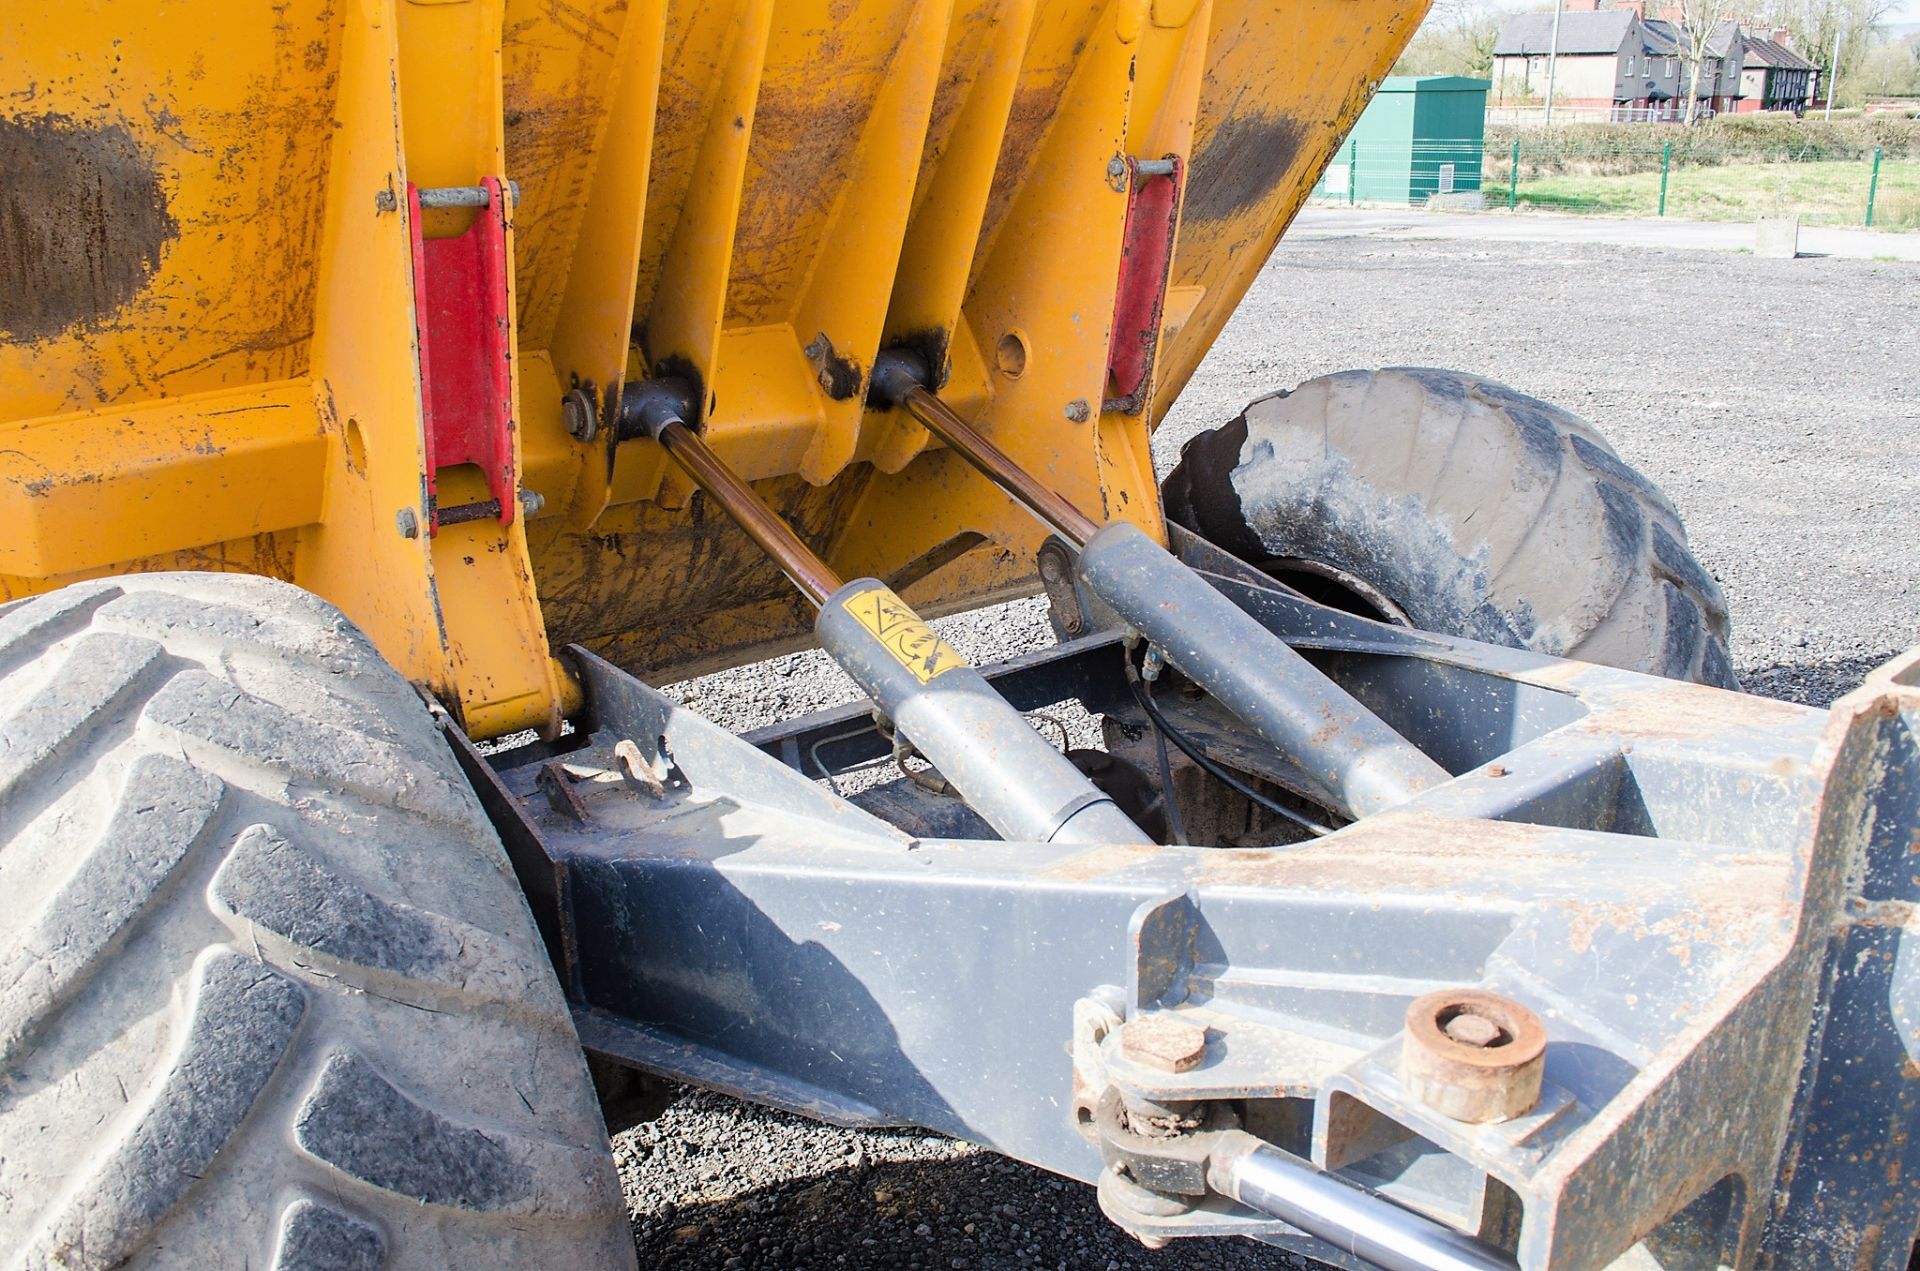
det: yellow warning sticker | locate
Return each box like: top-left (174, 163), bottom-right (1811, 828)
top-left (846, 586), bottom-right (967, 685)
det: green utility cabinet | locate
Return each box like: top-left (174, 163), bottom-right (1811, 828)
top-left (1321, 76), bottom-right (1490, 204)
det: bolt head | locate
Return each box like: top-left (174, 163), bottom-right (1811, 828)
top-left (562, 388), bottom-right (599, 441)
top-left (395, 507), bottom-right (420, 539)
top-left (1064, 398), bottom-right (1092, 424)
top-left (1119, 1014), bottom-right (1207, 1074)
top-left (1443, 1011), bottom-right (1505, 1048)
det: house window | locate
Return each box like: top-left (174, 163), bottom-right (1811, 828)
top-left (1666, 60), bottom-right (1675, 77)
top-left (1627, 55), bottom-right (1636, 75)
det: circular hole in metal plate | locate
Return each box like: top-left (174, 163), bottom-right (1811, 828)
top-left (996, 329), bottom-right (1029, 379)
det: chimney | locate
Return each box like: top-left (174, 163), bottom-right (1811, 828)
top-left (1771, 26), bottom-right (1792, 46)
top-left (1618, 0), bottom-right (1645, 18)
top-left (1564, 0), bottom-right (1600, 11)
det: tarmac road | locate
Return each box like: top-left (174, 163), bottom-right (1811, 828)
top-left (1288, 204), bottom-right (1920, 262)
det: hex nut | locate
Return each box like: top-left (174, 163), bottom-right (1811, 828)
top-left (1400, 989), bottom-right (1546, 1124)
top-left (1118, 1014), bottom-right (1208, 1074)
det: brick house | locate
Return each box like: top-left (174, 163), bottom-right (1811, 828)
top-left (1735, 28), bottom-right (1817, 114)
top-left (1491, 3), bottom-right (1745, 120)
top-left (1641, 15), bottom-right (1745, 114)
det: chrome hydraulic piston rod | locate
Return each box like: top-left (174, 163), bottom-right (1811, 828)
top-left (869, 351), bottom-right (1449, 819)
top-left (618, 379), bottom-right (1152, 847)
top-left (1206, 1131), bottom-right (1519, 1271)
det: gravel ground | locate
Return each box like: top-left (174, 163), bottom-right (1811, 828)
top-left (621, 234), bottom-right (1920, 1269)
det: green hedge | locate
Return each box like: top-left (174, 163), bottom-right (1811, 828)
top-left (1486, 114), bottom-right (1920, 177)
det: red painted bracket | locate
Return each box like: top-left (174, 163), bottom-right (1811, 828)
top-left (1103, 156), bottom-right (1184, 416)
top-left (408, 176), bottom-right (516, 535)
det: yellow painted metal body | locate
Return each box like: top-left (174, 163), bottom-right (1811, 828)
top-left (0, 0), bottom-right (1423, 739)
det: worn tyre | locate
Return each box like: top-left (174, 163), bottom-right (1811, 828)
top-left (0, 574), bottom-right (634, 1269)
top-left (1163, 367), bottom-right (1737, 687)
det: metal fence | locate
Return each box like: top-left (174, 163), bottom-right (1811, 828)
top-left (1311, 140), bottom-right (1488, 207)
top-left (1312, 135), bottom-right (1911, 229)
top-left (1486, 105), bottom-right (1716, 126)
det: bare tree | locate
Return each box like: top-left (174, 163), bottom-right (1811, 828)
top-left (1855, 32), bottom-right (1920, 99)
top-left (1674, 0), bottom-right (1727, 124)
top-left (1392, 0), bottom-right (1506, 78)
top-left (1759, 0), bottom-right (1899, 106)
top-left (1457, 6), bottom-right (1505, 77)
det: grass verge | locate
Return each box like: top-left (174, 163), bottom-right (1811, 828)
top-left (1511, 158), bottom-right (1920, 228)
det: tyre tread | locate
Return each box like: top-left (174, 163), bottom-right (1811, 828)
top-left (1164, 368), bottom-right (1737, 685)
top-left (0, 755), bottom-right (224, 1067)
top-left (0, 574), bottom-right (632, 1270)
top-left (17, 950), bottom-right (308, 1271)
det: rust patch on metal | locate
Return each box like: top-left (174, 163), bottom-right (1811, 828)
top-left (1196, 811), bottom-right (1567, 893)
top-left (1579, 679), bottom-right (1815, 743)
top-left (1036, 842), bottom-right (1160, 883)
top-left (1846, 898), bottom-right (1917, 930)
top-left (0, 114), bottom-right (178, 342)
top-left (1181, 112), bottom-right (1306, 224)
top-left (1119, 1014), bottom-right (1208, 1074)
top-left (537, 759), bottom-right (592, 823)
top-left (1400, 988), bottom-right (1548, 1124)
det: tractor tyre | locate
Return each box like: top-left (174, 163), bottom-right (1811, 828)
top-left (1162, 367), bottom-right (1737, 688)
top-left (0, 574), bottom-right (635, 1269)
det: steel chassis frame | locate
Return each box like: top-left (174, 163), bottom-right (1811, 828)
top-left (447, 538), bottom-right (1920, 1271)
